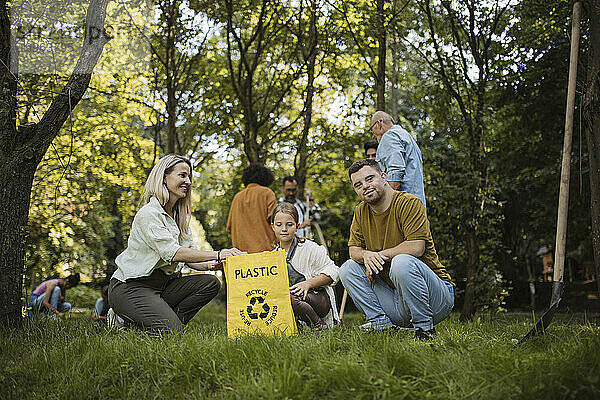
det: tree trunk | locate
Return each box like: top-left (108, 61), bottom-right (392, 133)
top-left (460, 226), bottom-right (479, 321)
top-left (0, 150), bottom-right (37, 327)
top-left (295, 0), bottom-right (318, 196)
top-left (165, 0), bottom-right (178, 154)
top-left (584, 0), bottom-right (600, 294)
top-left (389, 30), bottom-right (400, 118)
top-left (376, 0), bottom-right (386, 110)
top-left (243, 124), bottom-right (262, 165)
top-left (0, 0), bottom-right (110, 327)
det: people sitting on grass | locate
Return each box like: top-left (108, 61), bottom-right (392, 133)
top-left (108, 154), bottom-right (241, 333)
top-left (28, 273), bottom-right (80, 318)
top-left (339, 159), bottom-right (454, 340)
top-left (92, 285), bottom-right (109, 322)
top-left (271, 202), bottom-right (339, 332)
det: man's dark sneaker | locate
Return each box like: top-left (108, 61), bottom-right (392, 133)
top-left (414, 327), bottom-right (436, 341)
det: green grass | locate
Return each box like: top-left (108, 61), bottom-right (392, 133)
top-left (2, 303), bottom-right (599, 400)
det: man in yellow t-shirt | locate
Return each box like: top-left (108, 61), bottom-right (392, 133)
top-left (340, 159), bottom-right (454, 340)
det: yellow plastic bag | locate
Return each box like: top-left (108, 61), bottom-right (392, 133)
top-left (223, 250), bottom-right (297, 337)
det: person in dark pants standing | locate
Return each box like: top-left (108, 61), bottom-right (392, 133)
top-left (108, 155), bottom-right (241, 333)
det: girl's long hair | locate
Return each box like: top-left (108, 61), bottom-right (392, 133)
top-left (142, 154), bottom-right (193, 239)
top-left (271, 202), bottom-right (305, 243)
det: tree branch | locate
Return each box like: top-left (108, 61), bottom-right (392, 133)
top-left (34, 0), bottom-right (111, 154)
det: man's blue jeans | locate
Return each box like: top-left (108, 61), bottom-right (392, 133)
top-left (340, 254), bottom-right (454, 331)
top-left (28, 286), bottom-right (71, 315)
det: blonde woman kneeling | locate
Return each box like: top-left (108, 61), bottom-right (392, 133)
top-left (109, 155), bottom-right (241, 332)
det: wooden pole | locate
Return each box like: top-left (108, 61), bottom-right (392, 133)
top-left (518, 1), bottom-right (581, 343)
top-left (312, 220), bottom-right (349, 321)
top-left (553, 1), bottom-right (581, 290)
top-left (338, 289), bottom-right (348, 321)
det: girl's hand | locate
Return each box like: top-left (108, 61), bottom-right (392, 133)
top-left (290, 281), bottom-right (312, 300)
top-left (209, 261), bottom-right (224, 271)
top-left (187, 261), bottom-right (219, 271)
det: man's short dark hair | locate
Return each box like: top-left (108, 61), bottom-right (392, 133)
top-left (363, 141), bottom-right (378, 153)
top-left (242, 164), bottom-right (275, 187)
top-left (282, 176), bottom-right (297, 185)
top-left (66, 273), bottom-right (80, 288)
top-left (348, 159), bottom-right (382, 178)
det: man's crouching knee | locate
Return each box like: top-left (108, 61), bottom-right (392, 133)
top-left (339, 259), bottom-right (363, 282)
top-left (389, 254), bottom-right (421, 281)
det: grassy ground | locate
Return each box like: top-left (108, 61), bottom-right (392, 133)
top-left (2, 303), bottom-right (599, 400)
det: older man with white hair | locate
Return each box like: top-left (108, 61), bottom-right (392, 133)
top-left (369, 111), bottom-right (426, 209)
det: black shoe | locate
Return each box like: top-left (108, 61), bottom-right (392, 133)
top-left (414, 327), bottom-right (436, 341)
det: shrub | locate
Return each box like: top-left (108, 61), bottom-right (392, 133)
top-left (67, 284), bottom-right (101, 309)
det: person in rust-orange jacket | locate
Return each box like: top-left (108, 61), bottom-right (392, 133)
top-left (227, 164), bottom-right (277, 253)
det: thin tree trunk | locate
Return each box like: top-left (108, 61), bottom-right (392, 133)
top-left (460, 227), bottom-right (479, 321)
top-left (376, 0), bottom-right (386, 110)
top-left (243, 124), bottom-right (261, 164)
top-left (295, 0), bottom-right (318, 195)
top-left (525, 256), bottom-right (536, 309)
top-left (584, 0), bottom-right (600, 294)
top-left (165, 1), bottom-right (178, 154)
top-left (389, 30), bottom-right (400, 118)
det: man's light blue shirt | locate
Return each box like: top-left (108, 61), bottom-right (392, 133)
top-left (376, 124), bottom-right (426, 209)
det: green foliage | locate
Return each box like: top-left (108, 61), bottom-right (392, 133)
top-left (21, 0), bottom-right (597, 318)
top-left (2, 306), bottom-right (600, 399)
top-left (67, 285), bottom-right (102, 310)
top-left (26, 74), bottom-right (156, 285)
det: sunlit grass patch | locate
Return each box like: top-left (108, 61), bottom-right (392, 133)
top-left (2, 304), bottom-right (599, 399)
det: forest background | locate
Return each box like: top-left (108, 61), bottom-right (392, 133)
top-left (3, 0), bottom-right (600, 325)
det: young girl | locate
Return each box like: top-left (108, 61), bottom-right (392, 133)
top-left (271, 202), bottom-right (339, 330)
top-left (108, 155), bottom-right (241, 333)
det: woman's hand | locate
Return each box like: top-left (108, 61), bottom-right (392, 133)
top-left (187, 261), bottom-right (219, 271)
top-left (220, 248), bottom-right (242, 258)
top-left (290, 281), bottom-right (313, 300)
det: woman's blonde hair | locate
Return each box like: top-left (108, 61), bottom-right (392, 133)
top-left (142, 154), bottom-right (193, 239)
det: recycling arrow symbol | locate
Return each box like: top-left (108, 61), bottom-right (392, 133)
top-left (247, 296), bottom-right (270, 320)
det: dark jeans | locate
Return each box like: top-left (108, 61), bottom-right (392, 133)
top-left (109, 269), bottom-right (220, 333)
top-left (290, 289), bottom-right (330, 327)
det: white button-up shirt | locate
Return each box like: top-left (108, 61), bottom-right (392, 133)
top-left (111, 196), bottom-right (196, 282)
top-left (290, 239), bottom-right (340, 326)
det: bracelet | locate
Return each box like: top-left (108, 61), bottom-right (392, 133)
top-left (217, 250), bottom-right (221, 263)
